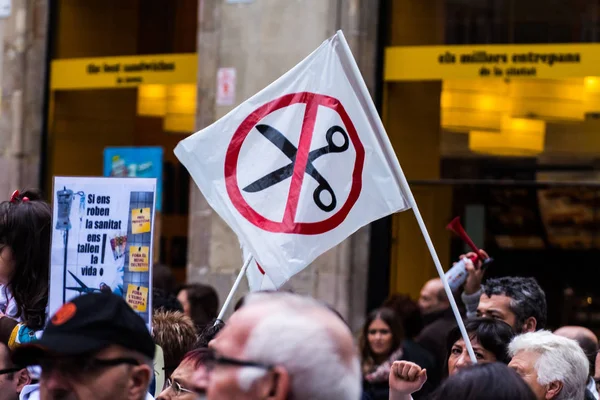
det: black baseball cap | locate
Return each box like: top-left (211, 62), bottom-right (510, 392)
top-left (14, 292), bottom-right (155, 366)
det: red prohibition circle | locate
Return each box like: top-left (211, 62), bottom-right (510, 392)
top-left (225, 92), bottom-right (365, 235)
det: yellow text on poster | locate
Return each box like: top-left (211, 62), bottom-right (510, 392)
top-left (126, 284), bottom-right (148, 312)
top-left (129, 246), bottom-right (149, 272)
top-left (132, 208), bottom-right (151, 234)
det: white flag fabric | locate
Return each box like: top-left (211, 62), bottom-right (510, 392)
top-left (175, 30), bottom-right (411, 288)
top-left (241, 245), bottom-right (277, 292)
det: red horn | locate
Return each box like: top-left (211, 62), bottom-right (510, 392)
top-left (446, 216), bottom-right (481, 257)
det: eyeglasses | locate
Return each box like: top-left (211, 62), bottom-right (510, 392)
top-left (0, 367), bottom-right (23, 376)
top-left (40, 356), bottom-right (140, 378)
top-left (204, 349), bottom-right (273, 372)
top-left (165, 378), bottom-right (205, 398)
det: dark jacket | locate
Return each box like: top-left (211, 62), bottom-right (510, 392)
top-left (415, 307), bottom-right (457, 386)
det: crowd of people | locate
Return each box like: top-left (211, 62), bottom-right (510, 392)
top-left (1, 190), bottom-right (599, 400)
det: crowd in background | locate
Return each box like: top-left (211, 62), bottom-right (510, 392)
top-left (1, 190), bottom-right (599, 400)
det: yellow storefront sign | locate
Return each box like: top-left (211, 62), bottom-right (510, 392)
top-left (385, 44), bottom-right (600, 81)
top-left (51, 53), bottom-right (197, 90)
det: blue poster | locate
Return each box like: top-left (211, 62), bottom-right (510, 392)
top-left (103, 147), bottom-right (163, 212)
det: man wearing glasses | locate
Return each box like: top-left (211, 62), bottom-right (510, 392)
top-left (202, 292), bottom-right (361, 400)
top-left (0, 342), bottom-right (31, 400)
top-left (157, 348), bottom-right (209, 400)
top-left (13, 292), bottom-right (156, 400)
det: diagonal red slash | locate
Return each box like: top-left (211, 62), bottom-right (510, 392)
top-left (282, 97), bottom-right (319, 228)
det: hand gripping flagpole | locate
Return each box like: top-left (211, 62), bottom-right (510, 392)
top-left (335, 30), bottom-right (478, 364)
top-left (215, 255), bottom-right (253, 325)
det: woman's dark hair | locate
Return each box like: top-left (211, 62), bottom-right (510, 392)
top-left (0, 190), bottom-right (51, 329)
top-left (444, 318), bottom-right (515, 375)
top-left (382, 293), bottom-right (424, 339)
top-left (360, 308), bottom-right (405, 366)
top-left (429, 362), bottom-right (537, 400)
top-left (179, 284), bottom-right (219, 329)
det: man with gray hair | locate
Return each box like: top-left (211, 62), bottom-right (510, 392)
top-left (508, 330), bottom-right (589, 400)
top-left (204, 291), bottom-right (361, 400)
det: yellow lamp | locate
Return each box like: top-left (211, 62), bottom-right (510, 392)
top-left (583, 76), bottom-right (600, 114)
top-left (137, 84), bottom-right (167, 117)
top-left (441, 79), bottom-right (508, 132)
top-left (509, 79), bottom-right (584, 121)
top-left (163, 84), bottom-right (197, 133)
top-left (469, 117), bottom-right (545, 156)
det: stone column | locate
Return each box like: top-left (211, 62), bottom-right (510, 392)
top-left (0, 0), bottom-right (48, 196)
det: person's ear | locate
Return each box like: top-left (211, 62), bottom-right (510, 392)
top-left (14, 368), bottom-right (31, 392)
top-left (127, 364), bottom-right (153, 400)
top-left (265, 367), bottom-right (290, 400)
top-left (521, 317), bottom-right (537, 333)
top-left (545, 380), bottom-right (563, 399)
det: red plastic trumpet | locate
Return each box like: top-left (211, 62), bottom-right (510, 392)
top-left (446, 216), bottom-right (482, 259)
top-left (444, 217), bottom-right (493, 290)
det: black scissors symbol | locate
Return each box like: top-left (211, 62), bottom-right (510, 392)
top-left (243, 124), bottom-right (349, 212)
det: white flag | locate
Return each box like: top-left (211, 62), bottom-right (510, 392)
top-left (175, 30), bottom-right (411, 288)
top-left (241, 245), bottom-right (277, 292)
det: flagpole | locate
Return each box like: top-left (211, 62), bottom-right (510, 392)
top-left (215, 255), bottom-right (253, 325)
top-left (335, 30), bottom-right (478, 364)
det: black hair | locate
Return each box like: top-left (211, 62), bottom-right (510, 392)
top-left (0, 190), bottom-right (51, 330)
top-left (152, 287), bottom-right (184, 313)
top-left (429, 362), bottom-right (537, 400)
top-left (178, 283), bottom-right (219, 330)
top-left (444, 318), bottom-right (514, 376)
top-left (482, 277), bottom-right (547, 332)
top-left (360, 308), bottom-right (404, 370)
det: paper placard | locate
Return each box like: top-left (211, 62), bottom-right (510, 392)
top-left (50, 177), bottom-right (156, 330)
top-left (126, 284), bottom-right (148, 312)
top-left (129, 246), bottom-right (149, 272)
top-left (132, 208), bottom-right (151, 234)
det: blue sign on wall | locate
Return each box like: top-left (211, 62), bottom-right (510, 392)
top-left (103, 147), bottom-right (164, 212)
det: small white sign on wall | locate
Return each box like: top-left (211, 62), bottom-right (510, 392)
top-left (216, 67), bottom-right (236, 106)
top-left (0, 0), bottom-right (11, 18)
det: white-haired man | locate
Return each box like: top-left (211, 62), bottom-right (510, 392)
top-left (509, 330), bottom-right (589, 400)
top-left (203, 292), bottom-right (361, 400)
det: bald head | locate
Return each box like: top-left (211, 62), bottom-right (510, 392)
top-left (555, 326), bottom-right (598, 345)
top-left (418, 278), bottom-right (449, 315)
top-left (555, 326), bottom-right (598, 376)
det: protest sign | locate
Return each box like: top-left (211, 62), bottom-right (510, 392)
top-left (49, 177), bottom-right (156, 329)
